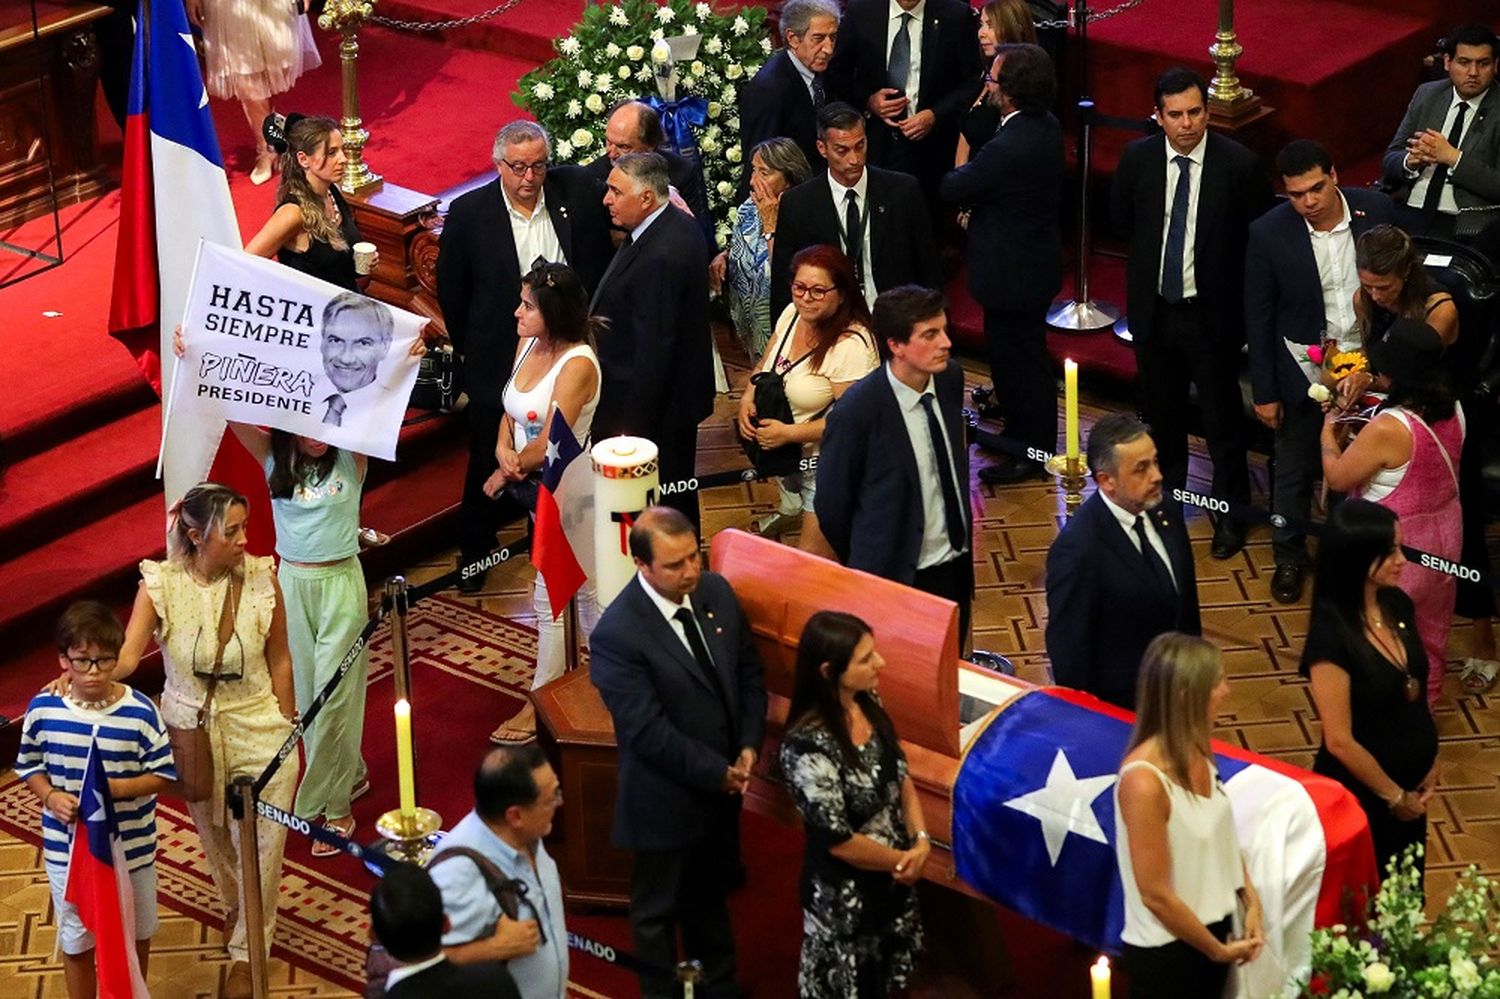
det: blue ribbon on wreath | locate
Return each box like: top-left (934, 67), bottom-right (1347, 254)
top-left (644, 94), bottom-right (709, 160)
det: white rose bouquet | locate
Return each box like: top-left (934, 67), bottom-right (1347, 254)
top-left (1284, 846), bottom-right (1500, 998)
top-left (516, 0), bottom-right (768, 246)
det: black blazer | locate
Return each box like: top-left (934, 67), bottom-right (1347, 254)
top-left (1111, 131), bottom-right (1272, 343)
top-left (583, 149), bottom-right (717, 250)
top-left (590, 573), bottom-right (767, 852)
top-left (1381, 80), bottom-right (1500, 210)
top-left (1243, 188), bottom-right (1395, 406)
top-left (739, 49), bottom-right (822, 193)
top-left (939, 108), bottom-right (1064, 311)
top-left (769, 166), bottom-right (941, 319)
top-left (815, 358), bottom-right (971, 584)
top-left (589, 205), bottom-right (713, 439)
top-left (826, 0), bottom-right (981, 168)
top-left (1044, 491), bottom-right (1200, 699)
top-left (434, 169), bottom-right (612, 409)
top-left (385, 958), bottom-right (520, 999)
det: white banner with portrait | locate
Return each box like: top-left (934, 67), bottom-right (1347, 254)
top-left (168, 241), bottom-right (423, 460)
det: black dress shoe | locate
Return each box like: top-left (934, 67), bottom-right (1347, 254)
top-left (456, 559), bottom-right (487, 594)
top-left (1210, 517), bottom-right (1247, 560)
top-left (1270, 563), bottom-right (1305, 604)
top-left (978, 457), bottom-right (1047, 485)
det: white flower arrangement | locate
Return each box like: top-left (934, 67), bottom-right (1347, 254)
top-left (1284, 846), bottom-right (1500, 999)
top-left (516, 0), bottom-right (769, 243)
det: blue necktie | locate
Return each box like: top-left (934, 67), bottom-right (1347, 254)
top-left (888, 13), bottom-right (913, 97)
top-left (1161, 154), bottom-right (1192, 303)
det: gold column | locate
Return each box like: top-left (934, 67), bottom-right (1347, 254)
top-left (319, 0), bottom-right (381, 192)
top-left (1208, 0), bottom-right (1258, 113)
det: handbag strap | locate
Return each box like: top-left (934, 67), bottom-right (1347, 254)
top-left (429, 845), bottom-right (542, 942)
top-left (195, 573), bottom-right (241, 727)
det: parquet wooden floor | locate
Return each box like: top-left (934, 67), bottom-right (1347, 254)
top-left (4, 331), bottom-right (1500, 994)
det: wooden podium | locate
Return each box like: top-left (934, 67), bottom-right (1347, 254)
top-left (532, 665), bottom-right (632, 909)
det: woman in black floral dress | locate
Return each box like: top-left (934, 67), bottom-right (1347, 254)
top-left (779, 611), bottom-right (929, 997)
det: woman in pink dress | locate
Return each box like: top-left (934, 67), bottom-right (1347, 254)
top-left (1322, 319), bottom-right (1463, 703)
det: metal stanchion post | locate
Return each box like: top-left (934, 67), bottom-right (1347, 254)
top-left (385, 576), bottom-right (412, 702)
top-left (676, 959), bottom-right (703, 999)
top-left (1047, 0), bottom-right (1121, 333)
top-left (229, 776), bottom-right (269, 999)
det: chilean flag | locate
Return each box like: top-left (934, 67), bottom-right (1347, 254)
top-left (107, 0), bottom-right (274, 553)
top-left (64, 740), bottom-right (149, 999)
top-left (532, 407), bottom-right (589, 618)
top-left (954, 686), bottom-right (1377, 998)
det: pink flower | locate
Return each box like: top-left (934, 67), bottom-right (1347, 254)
top-left (1306, 345), bottom-right (1325, 365)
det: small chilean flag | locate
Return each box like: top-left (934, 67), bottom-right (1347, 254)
top-left (64, 740), bottom-right (149, 998)
top-left (532, 408), bottom-right (588, 618)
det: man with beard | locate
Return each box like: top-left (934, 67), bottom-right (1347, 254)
top-left (1045, 414), bottom-right (1200, 709)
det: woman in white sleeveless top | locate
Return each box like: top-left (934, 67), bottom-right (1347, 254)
top-left (484, 262), bottom-right (603, 744)
top-left (1114, 633), bottom-right (1264, 997)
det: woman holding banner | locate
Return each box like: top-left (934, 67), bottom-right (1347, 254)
top-left (1114, 633), bottom-right (1264, 997)
top-left (483, 262), bottom-right (603, 745)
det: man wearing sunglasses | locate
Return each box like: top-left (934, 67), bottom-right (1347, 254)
top-left (437, 120), bottom-right (613, 592)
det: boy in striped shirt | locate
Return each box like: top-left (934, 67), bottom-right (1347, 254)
top-left (16, 601), bottom-right (176, 998)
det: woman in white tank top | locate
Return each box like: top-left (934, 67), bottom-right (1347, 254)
top-left (1114, 633), bottom-right (1264, 997)
top-left (484, 263), bottom-right (603, 745)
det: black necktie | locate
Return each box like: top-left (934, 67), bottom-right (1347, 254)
top-left (673, 607), bottom-right (735, 733)
top-left (919, 393), bottom-right (967, 552)
top-left (843, 189), bottom-right (864, 291)
top-left (1133, 515), bottom-right (1176, 593)
top-left (1420, 100), bottom-right (1469, 216)
top-left (1160, 155), bottom-right (1192, 303)
top-left (811, 74), bottom-right (827, 109)
top-left (323, 394), bottom-right (346, 426)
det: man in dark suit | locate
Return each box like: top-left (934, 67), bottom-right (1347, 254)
top-left (590, 507), bottom-right (766, 999)
top-left (770, 102), bottom-right (941, 320)
top-left (1246, 140), bottom-right (1395, 603)
top-left (939, 43), bottom-right (1062, 485)
top-left (437, 120), bottom-right (613, 591)
top-left (591, 152), bottom-right (713, 528)
top-left (826, 0), bottom-right (982, 220)
top-left (582, 100), bottom-right (717, 249)
top-left (816, 285), bottom-right (974, 642)
top-left (739, 0), bottom-right (839, 194)
top-left (1045, 414), bottom-right (1200, 709)
top-left (372, 863), bottom-right (521, 999)
top-left (1381, 24), bottom-right (1500, 249)
top-left (1112, 68), bottom-right (1273, 555)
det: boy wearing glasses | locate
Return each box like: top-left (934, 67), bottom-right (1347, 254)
top-left (16, 601), bottom-right (176, 998)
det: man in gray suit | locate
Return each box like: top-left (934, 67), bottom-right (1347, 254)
top-left (1382, 23), bottom-right (1500, 250)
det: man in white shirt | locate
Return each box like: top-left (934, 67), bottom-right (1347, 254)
top-left (1382, 23), bottom-right (1500, 247)
top-left (1245, 141), bottom-right (1395, 603)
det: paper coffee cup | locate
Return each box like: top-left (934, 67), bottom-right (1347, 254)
top-left (353, 241), bottom-right (377, 275)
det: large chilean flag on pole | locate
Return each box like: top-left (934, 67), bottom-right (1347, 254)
top-left (107, 0), bottom-right (273, 551)
top-left (532, 408), bottom-right (589, 617)
top-left (64, 740), bottom-right (149, 998)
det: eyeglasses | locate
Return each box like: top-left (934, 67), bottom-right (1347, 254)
top-left (66, 655), bottom-right (118, 673)
top-left (191, 625), bottom-right (245, 681)
top-left (790, 282), bottom-right (836, 301)
top-left (501, 159), bottom-right (549, 176)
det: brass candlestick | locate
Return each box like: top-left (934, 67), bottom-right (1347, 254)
top-left (374, 807), bottom-right (443, 866)
top-left (1208, 0), bottom-right (1259, 115)
top-left (1045, 453), bottom-right (1087, 518)
top-left (319, 0), bottom-right (381, 192)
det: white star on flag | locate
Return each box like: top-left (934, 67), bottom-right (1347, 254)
top-left (180, 33), bottom-right (208, 108)
top-left (545, 439), bottom-right (560, 466)
top-left (1002, 748), bottom-right (1117, 866)
top-left (85, 787), bottom-right (107, 824)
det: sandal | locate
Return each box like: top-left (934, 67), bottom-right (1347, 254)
top-left (489, 722), bottom-right (537, 745)
top-left (313, 815), bottom-right (355, 857)
top-left (1461, 657), bottom-right (1499, 695)
top-left (753, 511), bottom-right (799, 539)
top-left (359, 527), bottom-right (391, 547)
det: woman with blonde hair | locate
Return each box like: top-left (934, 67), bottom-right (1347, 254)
top-left (957, 0), bottom-right (1040, 166)
top-left (1114, 633), bottom-right (1263, 998)
top-left (60, 484), bottom-right (298, 998)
